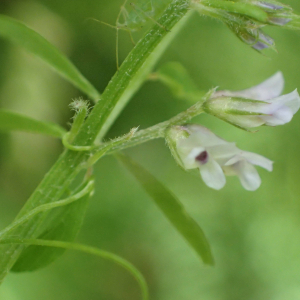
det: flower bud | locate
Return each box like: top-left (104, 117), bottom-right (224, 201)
top-left (203, 72), bottom-right (300, 129)
top-left (192, 0), bottom-right (299, 50)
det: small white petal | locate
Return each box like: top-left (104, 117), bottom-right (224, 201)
top-left (185, 124), bottom-right (227, 147)
top-left (207, 143), bottom-right (240, 165)
top-left (227, 160), bottom-right (262, 191)
top-left (238, 72), bottom-right (283, 100)
top-left (261, 106), bottom-right (294, 126)
top-left (199, 158), bottom-right (226, 190)
top-left (277, 89), bottom-right (300, 114)
top-left (224, 155), bottom-right (243, 167)
top-left (265, 90), bottom-right (300, 111)
top-left (213, 72), bottom-right (284, 101)
top-left (240, 151), bottom-right (273, 171)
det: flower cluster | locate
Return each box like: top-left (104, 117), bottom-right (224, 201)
top-left (192, 0), bottom-right (300, 50)
top-left (167, 124), bottom-right (273, 191)
top-left (166, 72), bottom-right (299, 191)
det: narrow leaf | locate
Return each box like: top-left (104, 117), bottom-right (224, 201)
top-left (118, 154), bottom-right (214, 265)
top-left (155, 62), bottom-right (205, 103)
top-left (11, 179), bottom-right (94, 272)
top-left (0, 15), bottom-right (100, 101)
top-left (0, 109), bottom-right (66, 138)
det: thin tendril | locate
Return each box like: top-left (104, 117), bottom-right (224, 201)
top-left (0, 239), bottom-right (149, 300)
top-left (0, 179), bottom-right (95, 240)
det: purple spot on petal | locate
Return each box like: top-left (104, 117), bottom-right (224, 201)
top-left (195, 151), bottom-right (209, 165)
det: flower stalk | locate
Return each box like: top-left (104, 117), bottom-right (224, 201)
top-left (95, 98), bottom-right (206, 156)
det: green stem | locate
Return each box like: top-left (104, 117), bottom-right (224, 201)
top-left (93, 100), bottom-right (205, 155)
top-left (0, 0), bottom-right (191, 284)
top-left (0, 239), bottom-right (148, 300)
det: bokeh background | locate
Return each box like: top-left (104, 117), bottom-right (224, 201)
top-left (1, 0), bottom-right (300, 299)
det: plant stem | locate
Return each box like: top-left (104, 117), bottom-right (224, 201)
top-left (94, 100), bottom-right (205, 155)
top-left (0, 0), bottom-right (191, 283)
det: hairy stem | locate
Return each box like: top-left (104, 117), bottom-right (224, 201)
top-left (94, 99), bottom-right (205, 155)
top-left (0, 0), bottom-right (191, 283)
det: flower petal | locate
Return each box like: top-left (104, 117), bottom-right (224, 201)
top-left (185, 124), bottom-right (228, 147)
top-left (199, 158), bottom-right (226, 190)
top-left (277, 89), bottom-right (300, 114)
top-left (265, 90), bottom-right (300, 113)
top-left (236, 72), bottom-right (283, 100)
top-left (213, 72), bottom-right (284, 100)
top-left (207, 143), bottom-right (240, 165)
top-left (226, 160), bottom-right (262, 191)
top-left (261, 106), bottom-right (294, 126)
top-left (240, 151), bottom-right (273, 171)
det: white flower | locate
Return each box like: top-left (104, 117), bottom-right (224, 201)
top-left (175, 125), bottom-right (273, 191)
top-left (205, 72), bottom-right (300, 128)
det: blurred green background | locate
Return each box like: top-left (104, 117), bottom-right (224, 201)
top-left (1, 0), bottom-right (300, 299)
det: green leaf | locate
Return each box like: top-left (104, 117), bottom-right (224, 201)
top-left (11, 179), bottom-right (94, 272)
top-left (155, 62), bottom-right (205, 103)
top-left (0, 109), bottom-right (66, 138)
top-left (0, 15), bottom-right (100, 101)
top-left (118, 154), bottom-right (214, 266)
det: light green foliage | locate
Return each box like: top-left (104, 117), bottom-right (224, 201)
top-left (0, 0), bottom-right (191, 285)
top-left (1, 0), bottom-right (300, 299)
top-left (0, 15), bottom-right (100, 101)
top-left (0, 109), bottom-right (66, 138)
